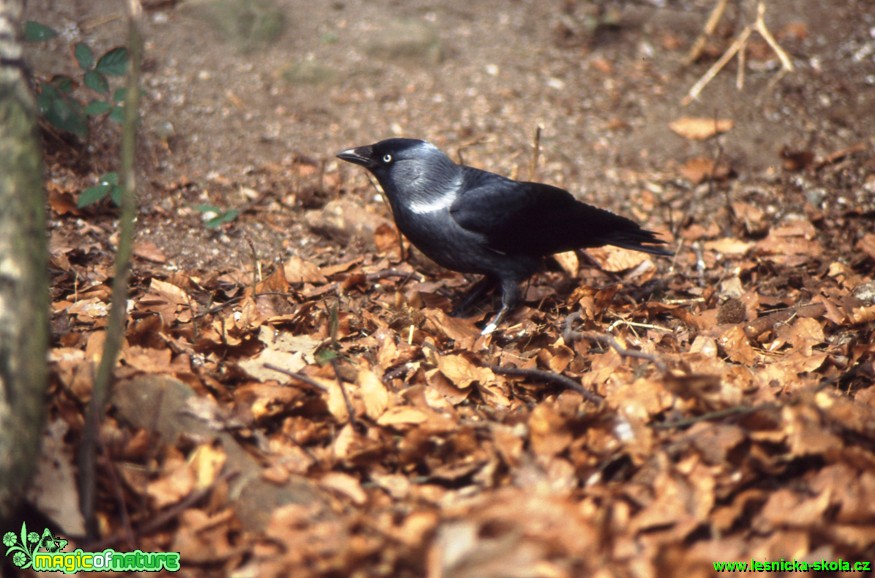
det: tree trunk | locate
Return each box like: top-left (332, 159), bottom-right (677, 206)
top-left (0, 0), bottom-right (49, 524)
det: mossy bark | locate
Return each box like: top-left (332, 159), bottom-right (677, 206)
top-left (0, 0), bottom-right (49, 525)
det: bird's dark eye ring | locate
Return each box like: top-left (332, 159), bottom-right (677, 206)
top-left (382, 154), bottom-right (393, 163)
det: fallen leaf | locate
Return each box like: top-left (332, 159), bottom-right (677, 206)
top-left (284, 255), bottom-right (327, 284)
top-left (670, 117), bottom-right (733, 140)
top-left (321, 472), bottom-right (367, 505)
top-left (134, 240), bottom-right (168, 263)
top-left (359, 367), bottom-right (389, 419)
top-left (436, 353), bottom-right (495, 389)
top-left (377, 406), bottom-right (431, 428)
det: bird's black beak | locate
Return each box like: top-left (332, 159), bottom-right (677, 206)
top-left (336, 145), bottom-right (374, 167)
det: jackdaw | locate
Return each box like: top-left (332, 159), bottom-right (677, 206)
top-left (337, 138), bottom-right (671, 334)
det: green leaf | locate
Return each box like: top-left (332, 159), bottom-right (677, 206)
top-left (83, 70), bottom-right (109, 94)
top-left (74, 42), bottom-right (94, 70)
top-left (78, 173), bottom-right (119, 208)
top-left (195, 205), bottom-right (238, 228)
top-left (195, 204), bottom-right (220, 214)
top-left (24, 21), bottom-right (58, 42)
top-left (42, 93), bottom-right (87, 138)
top-left (315, 348), bottom-right (340, 365)
top-left (108, 104), bottom-right (125, 124)
top-left (36, 86), bottom-right (58, 115)
top-left (50, 75), bottom-right (75, 93)
top-left (85, 100), bottom-right (112, 116)
top-left (112, 87), bottom-right (127, 103)
top-left (78, 184), bottom-right (110, 207)
top-left (205, 209), bottom-right (239, 228)
top-left (96, 47), bottom-right (129, 76)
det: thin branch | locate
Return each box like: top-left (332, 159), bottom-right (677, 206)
top-left (263, 363), bottom-right (329, 392)
top-left (753, 1), bottom-right (794, 73)
top-left (563, 311), bottom-right (668, 373)
top-left (80, 0), bottom-right (143, 540)
top-left (683, 1), bottom-right (793, 106)
top-left (683, 26), bottom-right (751, 106)
top-left (685, 0), bottom-right (729, 64)
top-left (743, 302), bottom-right (826, 339)
top-left (490, 365), bottom-right (604, 405)
top-left (650, 404), bottom-right (776, 429)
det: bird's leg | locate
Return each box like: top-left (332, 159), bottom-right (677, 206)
top-left (451, 276), bottom-right (497, 317)
top-left (481, 279), bottom-right (521, 335)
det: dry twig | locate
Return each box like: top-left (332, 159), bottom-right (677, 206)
top-left (490, 365), bottom-right (604, 405)
top-left (683, 1), bottom-right (794, 105)
top-left (563, 311), bottom-right (668, 373)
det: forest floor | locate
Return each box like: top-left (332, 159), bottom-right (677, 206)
top-left (21, 0), bottom-right (875, 576)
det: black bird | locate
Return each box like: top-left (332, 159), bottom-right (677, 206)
top-left (337, 138), bottom-right (672, 334)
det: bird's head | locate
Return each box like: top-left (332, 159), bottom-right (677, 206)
top-left (337, 139), bottom-right (462, 210)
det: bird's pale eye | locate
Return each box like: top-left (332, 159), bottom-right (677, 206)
top-left (382, 153), bottom-right (393, 164)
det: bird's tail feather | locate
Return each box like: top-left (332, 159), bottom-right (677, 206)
top-left (607, 229), bottom-right (674, 256)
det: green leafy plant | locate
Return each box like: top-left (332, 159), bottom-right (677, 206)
top-left (25, 21), bottom-right (129, 138)
top-left (195, 204), bottom-right (240, 228)
top-left (78, 172), bottom-right (122, 207)
top-left (23, 21), bottom-right (58, 42)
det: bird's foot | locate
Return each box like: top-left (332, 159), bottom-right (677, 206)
top-left (480, 305), bottom-right (509, 336)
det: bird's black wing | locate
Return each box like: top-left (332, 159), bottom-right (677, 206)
top-left (450, 169), bottom-right (671, 256)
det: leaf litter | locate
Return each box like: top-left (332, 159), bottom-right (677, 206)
top-left (44, 161), bottom-right (875, 575)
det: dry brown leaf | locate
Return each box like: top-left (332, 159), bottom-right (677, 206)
top-left (370, 472), bottom-right (411, 500)
top-left (66, 298), bottom-right (109, 321)
top-left (326, 380), bottom-right (351, 422)
top-left (704, 238), bottom-right (755, 256)
top-left (856, 232), bottom-right (875, 261)
top-left (121, 345), bottom-right (173, 373)
top-left (321, 472), bottom-right (367, 505)
top-left (718, 325), bottom-right (759, 365)
top-left (782, 317), bottom-right (825, 355)
top-left (140, 277), bottom-right (195, 324)
top-left (588, 245), bottom-right (652, 273)
top-left (436, 353), bottom-right (495, 389)
top-left (528, 404), bottom-right (573, 457)
top-left (423, 309), bottom-right (481, 347)
top-left (426, 368), bottom-right (474, 405)
top-left (669, 116), bottom-right (733, 140)
top-left (238, 328), bottom-right (320, 382)
top-left (147, 454), bottom-right (196, 509)
top-left (678, 157), bottom-right (732, 184)
top-left (190, 443), bottom-right (227, 490)
top-left (377, 406), bottom-right (431, 428)
top-left (553, 250), bottom-right (579, 277)
top-left (784, 404), bottom-right (843, 456)
top-left (358, 367), bottom-right (389, 419)
top-left (236, 382), bottom-right (308, 420)
top-left (133, 240), bottom-right (168, 263)
top-left (758, 487), bottom-right (831, 527)
top-left (374, 222), bottom-right (400, 254)
top-left (284, 255), bottom-right (328, 284)
top-left (254, 266), bottom-right (291, 295)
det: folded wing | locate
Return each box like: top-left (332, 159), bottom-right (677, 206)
top-left (449, 171), bottom-right (671, 256)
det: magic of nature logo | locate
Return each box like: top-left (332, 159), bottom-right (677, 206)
top-left (3, 522), bottom-right (180, 573)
